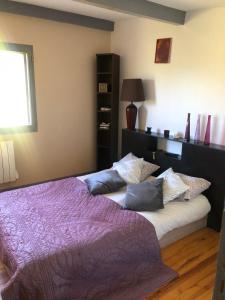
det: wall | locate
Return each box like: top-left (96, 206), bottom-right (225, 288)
top-left (111, 7), bottom-right (225, 150)
top-left (2, 6), bottom-right (225, 187)
top-left (0, 12), bottom-right (110, 188)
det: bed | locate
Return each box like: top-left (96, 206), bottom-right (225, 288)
top-left (0, 128), bottom-right (224, 299)
top-left (0, 170), bottom-right (210, 300)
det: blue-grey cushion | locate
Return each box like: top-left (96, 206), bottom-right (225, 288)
top-left (85, 170), bottom-right (126, 195)
top-left (122, 179), bottom-right (164, 211)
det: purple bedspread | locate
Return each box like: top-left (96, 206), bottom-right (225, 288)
top-left (0, 178), bottom-right (177, 300)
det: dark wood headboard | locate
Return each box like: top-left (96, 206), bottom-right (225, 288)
top-left (122, 129), bottom-right (225, 232)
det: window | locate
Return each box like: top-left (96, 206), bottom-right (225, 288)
top-left (0, 43), bottom-right (37, 133)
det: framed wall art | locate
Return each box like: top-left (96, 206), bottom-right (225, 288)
top-left (155, 38), bottom-right (172, 63)
top-left (98, 82), bottom-right (108, 93)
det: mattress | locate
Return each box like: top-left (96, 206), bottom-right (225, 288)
top-left (78, 174), bottom-right (211, 241)
top-left (159, 217), bottom-right (207, 248)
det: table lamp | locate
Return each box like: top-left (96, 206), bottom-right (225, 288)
top-left (121, 79), bottom-right (145, 130)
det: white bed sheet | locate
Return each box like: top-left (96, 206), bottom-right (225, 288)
top-left (78, 174), bottom-right (211, 240)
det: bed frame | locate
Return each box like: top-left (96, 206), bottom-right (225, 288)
top-left (122, 129), bottom-right (225, 232)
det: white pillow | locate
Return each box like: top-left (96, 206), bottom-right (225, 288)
top-left (113, 158), bottom-right (143, 184)
top-left (118, 153), bottom-right (160, 181)
top-left (176, 173), bottom-right (211, 200)
top-left (119, 153), bottom-right (134, 163)
top-left (157, 168), bottom-right (189, 204)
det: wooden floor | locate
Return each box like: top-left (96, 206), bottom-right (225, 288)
top-left (0, 261), bottom-right (8, 300)
top-left (0, 228), bottom-right (219, 300)
top-left (146, 228), bottom-right (219, 300)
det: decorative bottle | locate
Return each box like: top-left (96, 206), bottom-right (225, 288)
top-left (194, 114), bottom-right (201, 143)
top-left (204, 115), bottom-right (211, 145)
top-left (185, 113), bottom-right (191, 142)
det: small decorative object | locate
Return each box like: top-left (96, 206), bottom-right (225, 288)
top-left (99, 122), bottom-right (110, 130)
top-left (100, 107), bottom-right (111, 112)
top-left (98, 83), bottom-right (108, 93)
top-left (155, 38), bottom-right (172, 64)
top-left (146, 127), bottom-right (152, 134)
top-left (164, 130), bottom-right (170, 138)
top-left (194, 114), bottom-right (201, 143)
top-left (184, 113), bottom-right (191, 142)
top-left (174, 132), bottom-right (183, 140)
top-left (204, 115), bottom-right (211, 145)
top-left (121, 79), bottom-right (145, 130)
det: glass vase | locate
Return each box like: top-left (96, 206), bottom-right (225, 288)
top-left (194, 114), bottom-right (201, 143)
top-left (185, 113), bottom-right (191, 142)
top-left (204, 115), bottom-right (211, 145)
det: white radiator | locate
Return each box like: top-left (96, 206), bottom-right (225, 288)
top-left (0, 141), bottom-right (18, 184)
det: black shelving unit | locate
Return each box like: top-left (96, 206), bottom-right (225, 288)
top-left (96, 53), bottom-right (120, 170)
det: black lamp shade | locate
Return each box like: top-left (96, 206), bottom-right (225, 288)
top-left (121, 79), bottom-right (145, 103)
top-left (121, 79), bottom-right (145, 130)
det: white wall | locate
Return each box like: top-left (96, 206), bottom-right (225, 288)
top-left (111, 7), bottom-right (225, 146)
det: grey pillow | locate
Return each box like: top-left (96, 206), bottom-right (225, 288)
top-left (122, 179), bottom-right (164, 211)
top-left (85, 170), bottom-right (126, 195)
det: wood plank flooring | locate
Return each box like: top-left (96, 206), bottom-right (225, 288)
top-left (145, 228), bottom-right (219, 300)
top-left (0, 262), bottom-right (8, 300)
top-left (0, 228), bottom-right (219, 300)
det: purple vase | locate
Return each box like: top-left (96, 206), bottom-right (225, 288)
top-left (194, 114), bottom-right (201, 143)
top-left (185, 113), bottom-right (191, 142)
top-left (204, 115), bottom-right (211, 145)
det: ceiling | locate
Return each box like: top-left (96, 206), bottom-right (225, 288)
top-left (150, 0), bottom-right (225, 11)
top-left (12, 0), bottom-right (225, 21)
top-left (12, 0), bottom-right (131, 21)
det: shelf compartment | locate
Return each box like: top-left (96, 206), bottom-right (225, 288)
top-left (97, 129), bottom-right (111, 147)
top-left (97, 94), bottom-right (112, 109)
top-left (97, 55), bottom-right (112, 73)
top-left (97, 72), bottom-right (113, 94)
top-left (98, 112), bottom-right (111, 124)
top-left (97, 147), bottom-right (112, 170)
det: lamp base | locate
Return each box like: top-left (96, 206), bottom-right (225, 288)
top-left (126, 102), bottom-right (137, 130)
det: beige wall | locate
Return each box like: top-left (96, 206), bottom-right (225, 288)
top-left (0, 12), bottom-right (110, 188)
top-left (111, 7), bottom-right (225, 150)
